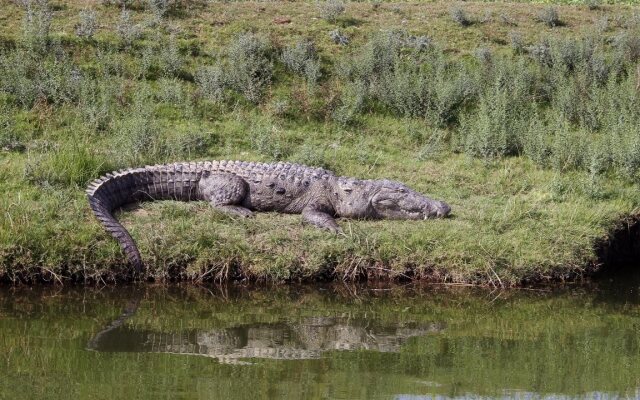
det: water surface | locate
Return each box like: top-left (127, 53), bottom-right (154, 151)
top-left (1, 277), bottom-right (639, 399)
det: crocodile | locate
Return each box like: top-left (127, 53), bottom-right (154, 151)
top-left (86, 161), bottom-right (451, 272)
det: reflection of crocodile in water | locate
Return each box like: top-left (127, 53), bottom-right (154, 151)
top-left (87, 302), bottom-right (444, 364)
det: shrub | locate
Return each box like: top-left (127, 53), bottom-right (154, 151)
top-left (281, 39), bottom-right (322, 85)
top-left (379, 66), bottom-right (430, 118)
top-left (111, 109), bottom-right (164, 165)
top-left (0, 47), bottom-right (81, 108)
top-left (509, 32), bottom-right (525, 55)
top-left (156, 77), bottom-right (185, 105)
top-left (78, 80), bottom-right (112, 134)
top-left (0, 107), bottom-right (25, 152)
top-left (500, 13), bottom-right (517, 27)
top-left (551, 118), bottom-right (586, 172)
top-left (116, 8), bottom-right (142, 47)
top-left (195, 63), bottom-right (227, 103)
top-left (474, 47), bottom-right (492, 65)
top-left (332, 80), bottom-right (366, 126)
top-left (404, 35), bottom-right (433, 53)
top-left (75, 8), bottom-right (97, 39)
top-left (159, 35), bottom-right (183, 77)
top-left (528, 40), bottom-right (553, 67)
top-left (147, 0), bottom-right (169, 19)
top-left (461, 88), bottom-right (523, 159)
top-left (226, 33), bottom-right (273, 104)
top-left (595, 16), bottom-right (609, 34)
top-left (538, 7), bottom-right (561, 28)
top-left (586, 0), bottom-right (601, 11)
top-left (329, 29), bottom-right (349, 46)
top-left (20, 0), bottom-right (52, 54)
top-left (450, 7), bottom-right (471, 27)
top-left (521, 112), bottom-right (551, 166)
top-left (614, 32), bottom-right (640, 63)
top-left (431, 64), bottom-right (476, 127)
top-left (318, 0), bottom-right (345, 23)
top-left (172, 130), bottom-right (218, 158)
top-left (249, 120), bottom-right (291, 160)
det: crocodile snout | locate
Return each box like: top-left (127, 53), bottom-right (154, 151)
top-left (435, 201), bottom-right (451, 218)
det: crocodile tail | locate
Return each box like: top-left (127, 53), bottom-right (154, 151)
top-left (86, 172), bottom-right (145, 274)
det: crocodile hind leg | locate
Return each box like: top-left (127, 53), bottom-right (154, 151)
top-left (200, 173), bottom-right (254, 218)
top-left (302, 207), bottom-right (341, 233)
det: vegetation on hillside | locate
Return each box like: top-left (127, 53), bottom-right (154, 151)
top-left (0, 0), bottom-right (639, 285)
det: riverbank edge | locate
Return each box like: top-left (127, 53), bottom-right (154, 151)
top-left (2, 212), bottom-right (638, 287)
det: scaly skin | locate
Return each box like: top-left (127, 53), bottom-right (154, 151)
top-left (86, 161), bottom-right (451, 273)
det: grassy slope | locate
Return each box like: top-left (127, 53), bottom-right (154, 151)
top-left (1, 0), bottom-right (640, 285)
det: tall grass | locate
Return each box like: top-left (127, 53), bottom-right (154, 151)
top-left (1, 5), bottom-right (639, 181)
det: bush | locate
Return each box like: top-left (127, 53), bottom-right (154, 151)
top-left (195, 63), bottom-right (227, 103)
top-left (332, 80), bottom-right (366, 126)
top-left (538, 7), bottom-right (561, 28)
top-left (614, 32), bottom-right (640, 63)
top-left (450, 7), bottom-right (471, 27)
top-left (226, 33), bottom-right (273, 104)
top-left (0, 47), bottom-right (82, 108)
top-left (551, 118), bottom-right (587, 172)
top-left (116, 9), bottom-right (142, 47)
top-left (147, 0), bottom-right (169, 19)
top-left (281, 39), bottom-right (322, 85)
top-left (172, 130), bottom-right (218, 158)
top-left (521, 112), bottom-right (551, 166)
top-left (20, 0), bottom-right (52, 54)
top-left (461, 87), bottom-right (527, 159)
top-left (329, 29), bottom-right (349, 46)
top-left (318, 0), bottom-right (345, 23)
top-left (528, 40), bottom-right (553, 67)
top-left (75, 9), bottom-right (97, 39)
top-left (586, 0), bottom-right (601, 11)
top-left (159, 35), bottom-right (183, 77)
top-left (509, 32), bottom-right (525, 55)
top-left (249, 120), bottom-right (291, 160)
top-left (474, 47), bottom-right (492, 65)
top-left (156, 77), bottom-right (185, 105)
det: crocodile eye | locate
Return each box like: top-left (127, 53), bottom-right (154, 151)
top-left (343, 188), bottom-right (352, 193)
top-left (397, 188), bottom-right (406, 193)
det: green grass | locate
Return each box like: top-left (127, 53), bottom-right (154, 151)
top-left (1, 0), bottom-right (640, 286)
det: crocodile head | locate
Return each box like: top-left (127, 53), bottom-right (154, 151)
top-left (336, 179), bottom-right (451, 220)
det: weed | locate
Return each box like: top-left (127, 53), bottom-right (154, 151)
top-left (450, 6), bottom-right (472, 27)
top-left (249, 120), bottom-right (291, 160)
top-left (474, 47), bottom-right (492, 65)
top-left (159, 34), bottom-right (183, 77)
top-left (586, 0), bottom-right (601, 10)
top-left (329, 29), bottom-right (349, 46)
top-left (75, 8), bottom-right (98, 39)
top-left (317, 0), bottom-right (345, 23)
top-left (538, 7), bottom-right (562, 28)
top-left (226, 33), bottom-right (273, 104)
top-left (195, 63), bottom-right (227, 103)
top-left (508, 31), bottom-right (525, 55)
top-left (281, 39), bottom-right (322, 85)
top-left (20, 0), bottom-right (52, 53)
top-left (499, 13), bottom-right (517, 27)
top-left (116, 8), bottom-right (142, 47)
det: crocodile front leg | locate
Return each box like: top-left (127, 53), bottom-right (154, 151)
top-left (200, 173), bottom-right (254, 218)
top-left (302, 207), bottom-right (341, 233)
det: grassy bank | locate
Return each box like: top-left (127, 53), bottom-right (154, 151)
top-left (1, 0), bottom-right (640, 285)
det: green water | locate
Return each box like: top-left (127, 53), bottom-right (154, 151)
top-left (1, 277), bottom-right (639, 400)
